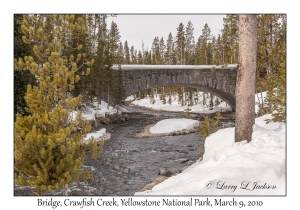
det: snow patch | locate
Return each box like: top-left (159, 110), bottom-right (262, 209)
top-left (84, 128), bottom-right (106, 141)
top-left (125, 95), bottom-right (135, 101)
top-left (150, 119), bottom-right (199, 134)
top-left (255, 91), bottom-right (268, 113)
top-left (81, 101), bottom-right (117, 121)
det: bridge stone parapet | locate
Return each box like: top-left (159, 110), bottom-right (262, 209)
top-left (112, 65), bottom-right (237, 110)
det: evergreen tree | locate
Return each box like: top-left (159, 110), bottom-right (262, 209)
top-left (199, 23), bottom-right (212, 65)
top-left (92, 15), bottom-right (109, 107)
top-left (194, 35), bottom-right (203, 65)
top-left (171, 42), bottom-right (177, 65)
top-left (185, 21), bottom-right (195, 65)
top-left (134, 49), bottom-right (138, 64)
top-left (108, 21), bottom-right (121, 64)
top-left (151, 36), bottom-right (161, 64)
top-left (210, 36), bottom-right (219, 65)
top-left (215, 96), bottom-right (221, 107)
top-left (65, 14), bottom-right (92, 105)
top-left (141, 40), bottom-right (145, 64)
top-left (175, 23), bottom-right (185, 65)
top-left (257, 15), bottom-right (286, 122)
top-left (112, 66), bottom-right (126, 113)
top-left (14, 14), bottom-right (103, 195)
top-left (130, 46), bottom-right (137, 64)
top-left (124, 40), bottom-right (130, 64)
top-left (264, 56), bottom-right (286, 122)
top-left (144, 49), bottom-right (152, 64)
top-left (85, 14), bottom-right (105, 55)
top-left (165, 33), bottom-right (174, 65)
top-left (159, 37), bottom-right (165, 64)
top-left (148, 51), bottom-right (152, 64)
top-left (206, 42), bottom-right (213, 65)
top-left (14, 14), bottom-right (37, 120)
top-left (221, 15), bottom-right (239, 64)
top-left (215, 34), bottom-right (223, 65)
top-left (101, 41), bottom-right (114, 108)
top-left (137, 50), bottom-right (143, 64)
top-left (117, 42), bottom-right (124, 64)
top-left (144, 50), bottom-right (150, 64)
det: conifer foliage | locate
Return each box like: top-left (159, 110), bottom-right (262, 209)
top-left (14, 14), bottom-right (37, 120)
top-left (14, 15), bottom-right (104, 195)
top-left (256, 15), bottom-right (286, 122)
top-left (198, 112), bottom-right (222, 159)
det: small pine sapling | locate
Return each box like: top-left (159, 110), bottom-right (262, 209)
top-left (198, 112), bottom-right (223, 159)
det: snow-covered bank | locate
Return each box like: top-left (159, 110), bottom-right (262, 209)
top-left (70, 101), bottom-right (118, 121)
top-left (150, 119), bottom-right (199, 134)
top-left (135, 114), bottom-right (285, 195)
top-left (72, 101), bottom-right (120, 142)
top-left (84, 128), bottom-right (107, 140)
top-left (81, 101), bottom-right (119, 121)
top-left (82, 128), bottom-right (111, 143)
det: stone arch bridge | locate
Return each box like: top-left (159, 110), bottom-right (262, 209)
top-left (112, 65), bottom-right (238, 110)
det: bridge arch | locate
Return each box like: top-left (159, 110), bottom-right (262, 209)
top-left (125, 83), bottom-right (236, 111)
top-left (112, 65), bottom-right (237, 110)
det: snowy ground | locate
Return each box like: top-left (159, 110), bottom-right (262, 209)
top-left (128, 94), bottom-right (232, 114)
top-left (150, 119), bottom-right (199, 134)
top-left (128, 90), bottom-right (268, 114)
top-left (112, 64), bottom-right (238, 70)
top-left (135, 114), bottom-right (285, 195)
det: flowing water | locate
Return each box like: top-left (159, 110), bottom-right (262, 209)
top-left (14, 105), bottom-right (234, 196)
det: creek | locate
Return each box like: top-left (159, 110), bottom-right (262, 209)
top-left (14, 105), bottom-right (234, 196)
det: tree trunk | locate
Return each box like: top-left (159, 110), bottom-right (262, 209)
top-left (62, 184), bottom-right (68, 196)
top-left (107, 84), bottom-right (110, 109)
top-left (267, 16), bottom-right (273, 76)
top-left (260, 87), bottom-right (264, 108)
top-left (256, 90), bottom-right (261, 111)
top-left (181, 86), bottom-right (184, 106)
top-left (205, 49), bottom-right (208, 65)
top-left (181, 46), bottom-right (183, 65)
top-left (235, 14), bottom-right (257, 142)
top-left (97, 95), bottom-right (101, 109)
